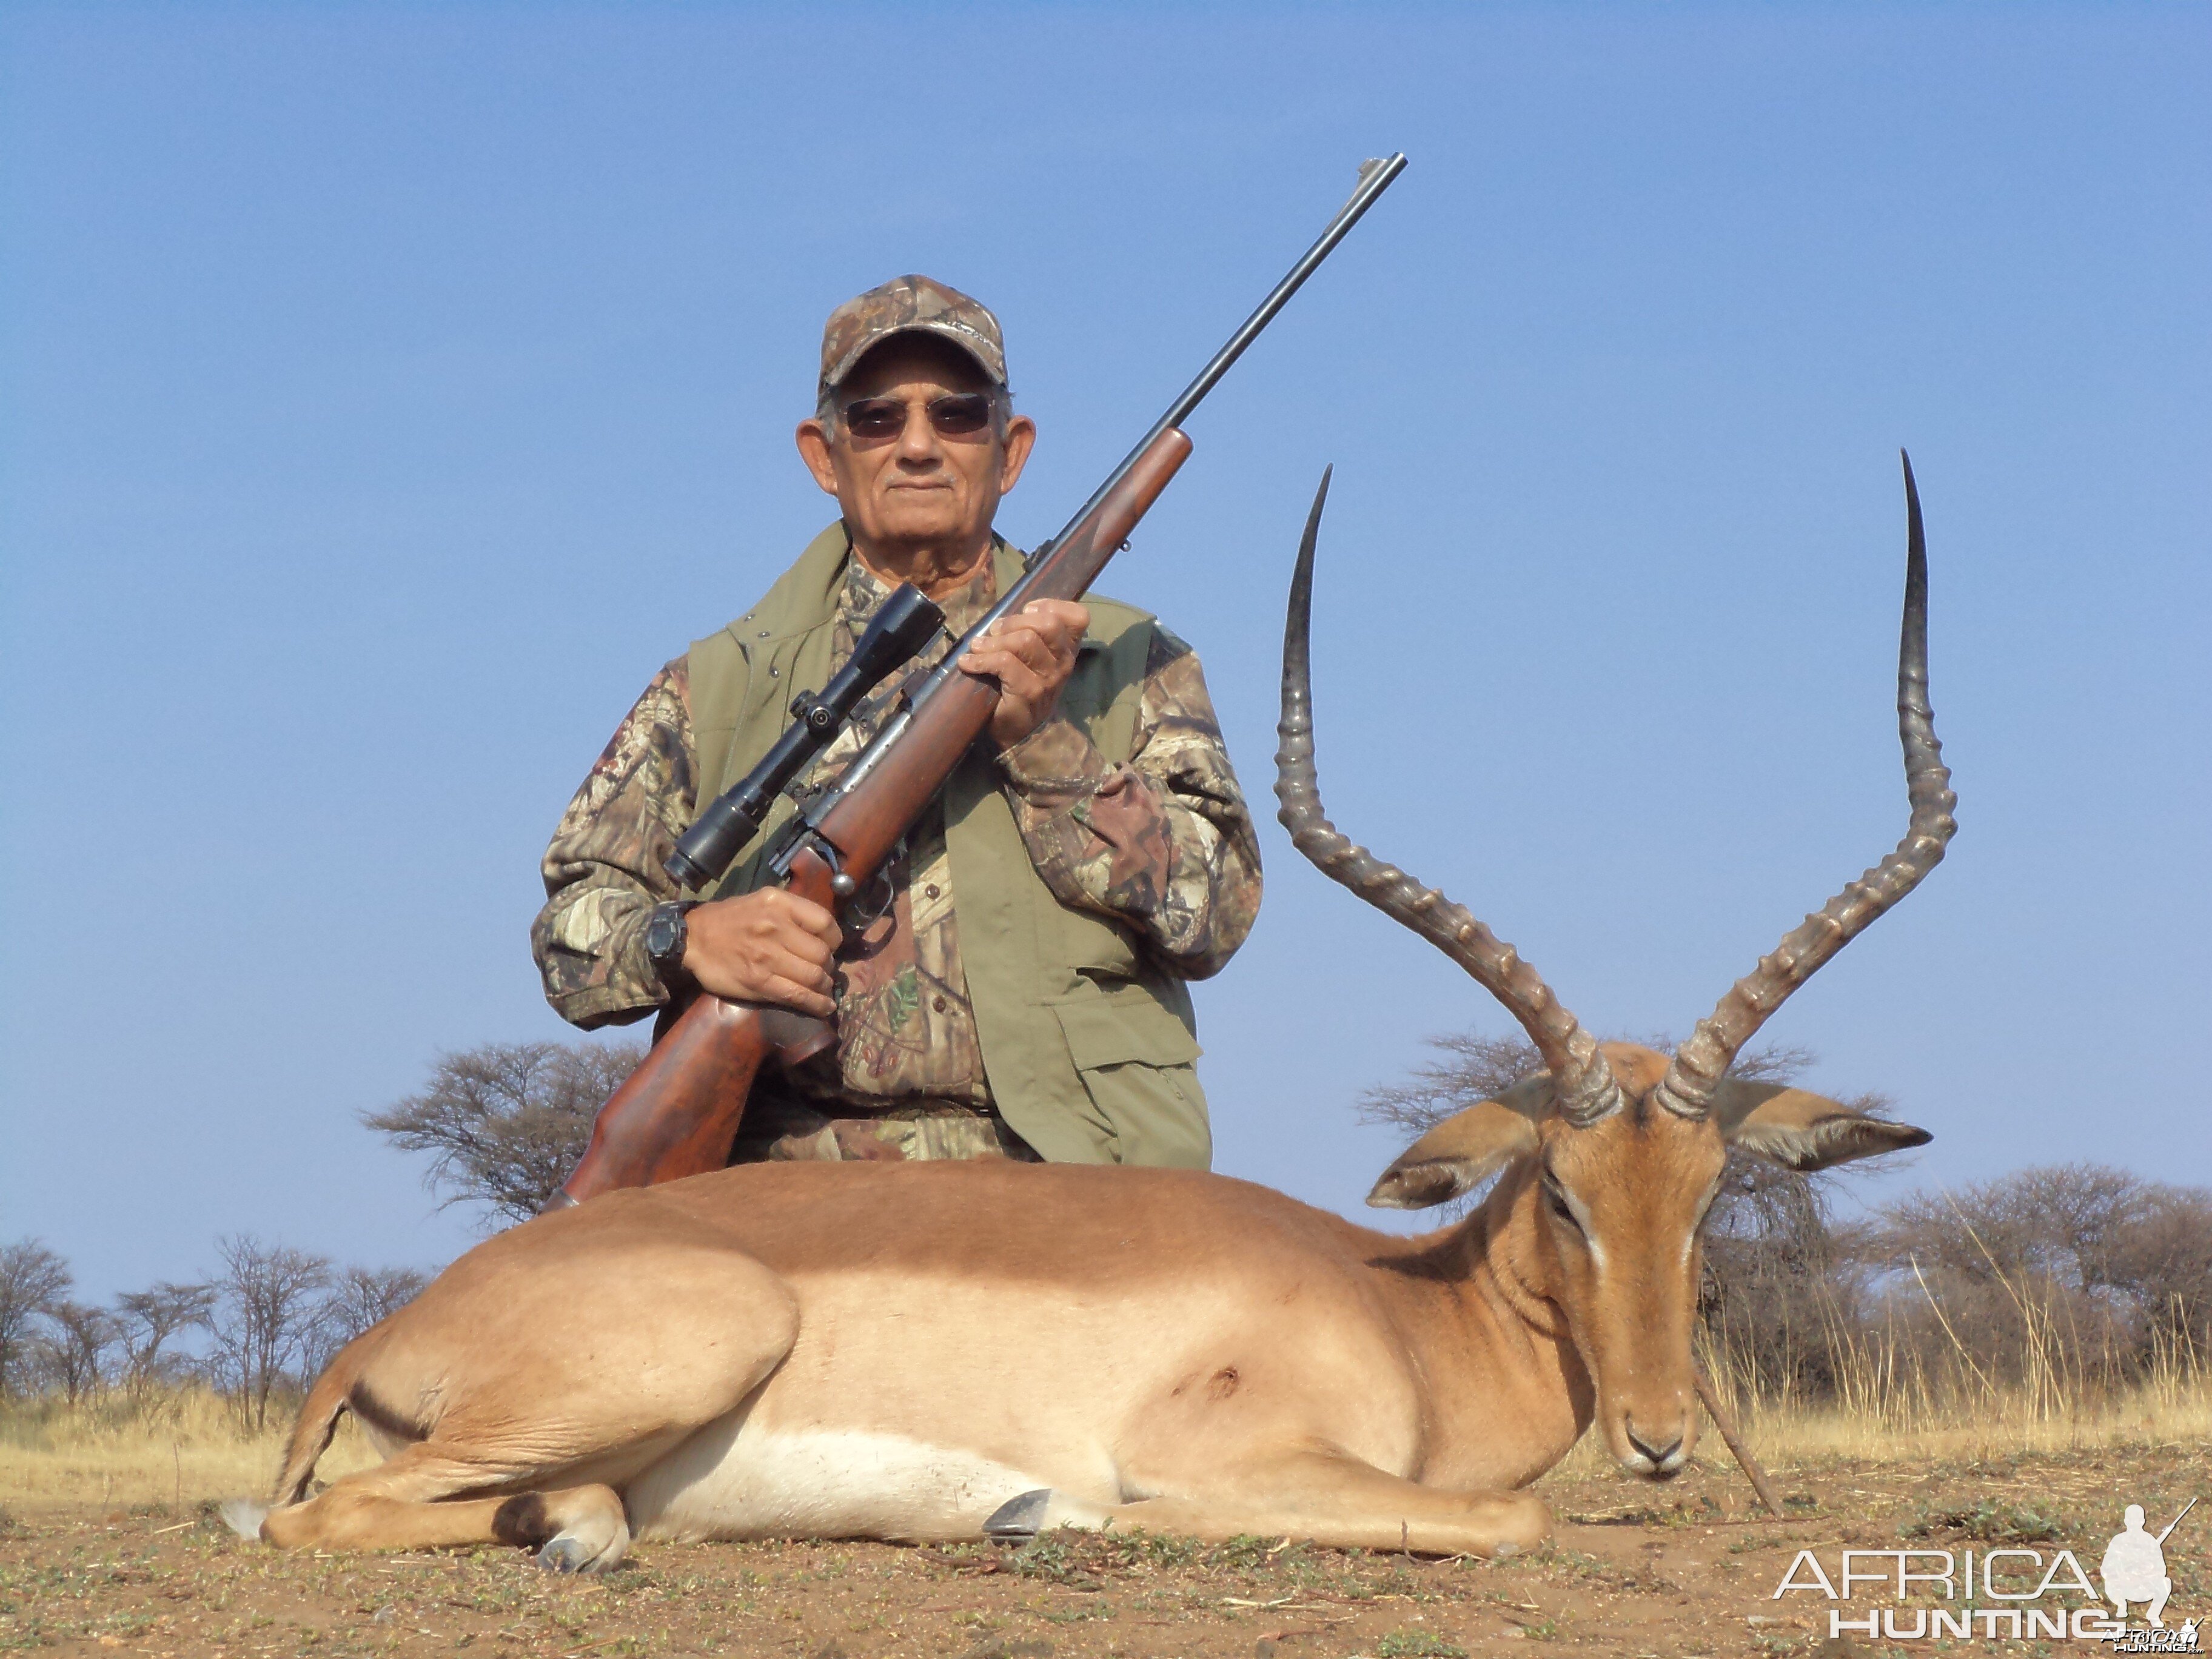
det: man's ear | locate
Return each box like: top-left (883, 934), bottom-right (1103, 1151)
top-left (1714, 1081), bottom-right (1931, 1171)
top-left (1367, 1081), bottom-right (1547, 1210)
top-left (795, 418), bottom-right (841, 496)
top-left (997, 414), bottom-right (1036, 492)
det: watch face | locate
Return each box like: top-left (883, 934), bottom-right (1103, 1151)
top-left (646, 907), bottom-right (683, 964)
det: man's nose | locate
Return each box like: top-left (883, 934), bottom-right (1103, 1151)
top-left (895, 406), bottom-right (943, 459)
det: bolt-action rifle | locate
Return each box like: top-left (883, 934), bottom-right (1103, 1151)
top-left (549, 153), bottom-right (1408, 1207)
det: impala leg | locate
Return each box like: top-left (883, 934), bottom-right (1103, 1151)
top-left (261, 1449), bottom-right (632, 1570)
top-left (990, 1450), bottom-right (1551, 1557)
top-left (257, 1211), bottom-right (803, 1570)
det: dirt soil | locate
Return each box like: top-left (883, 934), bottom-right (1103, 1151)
top-left (5, 1444), bottom-right (2205, 1658)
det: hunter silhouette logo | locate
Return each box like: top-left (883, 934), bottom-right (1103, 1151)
top-left (2102, 1498), bottom-right (2194, 1634)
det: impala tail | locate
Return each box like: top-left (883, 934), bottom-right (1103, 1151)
top-left (273, 1332), bottom-right (381, 1506)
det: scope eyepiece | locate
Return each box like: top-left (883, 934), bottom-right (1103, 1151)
top-left (661, 583), bottom-right (945, 891)
top-left (845, 583), bottom-right (947, 686)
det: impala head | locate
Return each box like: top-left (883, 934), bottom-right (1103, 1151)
top-left (1362, 1041), bottom-right (1926, 1474)
top-left (1276, 459), bottom-right (1954, 1482)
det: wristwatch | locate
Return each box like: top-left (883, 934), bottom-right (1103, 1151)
top-left (643, 900), bottom-right (700, 985)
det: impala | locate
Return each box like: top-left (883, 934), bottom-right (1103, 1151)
top-left (237, 457), bottom-right (1954, 1570)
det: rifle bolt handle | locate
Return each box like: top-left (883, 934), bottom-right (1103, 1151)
top-left (831, 873), bottom-right (858, 898)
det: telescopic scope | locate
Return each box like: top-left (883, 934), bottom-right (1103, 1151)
top-left (663, 583), bottom-right (945, 891)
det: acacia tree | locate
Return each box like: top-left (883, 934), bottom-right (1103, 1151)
top-left (302, 1265), bottom-right (429, 1379)
top-left (203, 1236), bottom-right (333, 1431)
top-left (0, 1244), bottom-right (441, 1419)
top-left (1354, 1031), bottom-right (1550, 1140)
top-left (1855, 1165), bottom-right (2212, 1387)
top-left (2110, 1183), bottom-right (2212, 1353)
top-left (114, 1281), bottom-right (216, 1403)
top-left (0, 1238), bottom-right (72, 1397)
top-left (39, 1301), bottom-right (118, 1403)
top-left (364, 1041), bottom-right (645, 1227)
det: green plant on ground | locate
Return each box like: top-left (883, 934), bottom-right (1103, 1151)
top-left (1085, 1527), bottom-right (1204, 1572)
top-left (1007, 1535), bottom-right (1102, 1590)
top-left (1900, 1499), bottom-right (2064, 1544)
top-left (1375, 1629), bottom-right (1467, 1658)
top-left (1039, 1601), bottom-right (1114, 1624)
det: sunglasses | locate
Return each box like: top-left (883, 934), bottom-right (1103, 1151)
top-left (838, 392), bottom-right (997, 441)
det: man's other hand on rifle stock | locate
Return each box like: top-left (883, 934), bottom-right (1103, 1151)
top-left (683, 889), bottom-right (844, 1018)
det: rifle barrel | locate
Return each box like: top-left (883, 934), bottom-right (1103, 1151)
top-left (954, 153), bottom-right (1407, 653)
top-left (2157, 1495), bottom-right (2197, 1543)
top-left (1048, 153), bottom-right (1409, 568)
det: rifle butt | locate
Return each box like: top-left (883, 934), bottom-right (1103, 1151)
top-left (552, 997), bottom-right (785, 1204)
top-left (548, 851), bottom-right (841, 1208)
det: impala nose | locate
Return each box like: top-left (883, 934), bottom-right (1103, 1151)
top-left (1623, 1416), bottom-right (1686, 1475)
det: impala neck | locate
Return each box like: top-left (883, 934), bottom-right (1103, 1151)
top-left (1473, 1167), bottom-right (1570, 1335)
top-left (1392, 1164), bottom-right (1595, 1490)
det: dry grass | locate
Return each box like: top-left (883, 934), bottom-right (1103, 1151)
top-left (1732, 1333), bottom-right (2212, 1464)
top-left (0, 1386), bottom-right (377, 1511)
top-left (1686, 1237), bottom-right (2212, 1469)
top-left (1540, 1368), bottom-right (2212, 1486)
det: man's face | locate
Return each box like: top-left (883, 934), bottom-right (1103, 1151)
top-left (796, 337), bottom-right (1036, 563)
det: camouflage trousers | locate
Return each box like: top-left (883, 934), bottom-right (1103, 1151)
top-left (729, 1095), bottom-right (1041, 1165)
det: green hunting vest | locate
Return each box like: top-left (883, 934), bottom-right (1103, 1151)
top-left (683, 523), bottom-right (1211, 1170)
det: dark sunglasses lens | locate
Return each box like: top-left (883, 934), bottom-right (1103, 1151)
top-left (842, 399), bottom-right (906, 438)
top-left (928, 395), bottom-right (992, 435)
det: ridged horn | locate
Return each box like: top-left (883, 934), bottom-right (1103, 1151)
top-left (1654, 451), bottom-right (1959, 1119)
top-left (1274, 469), bottom-right (1624, 1127)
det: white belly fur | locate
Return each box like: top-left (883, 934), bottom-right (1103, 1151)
top-left (626, 1404), bottom-right (1060, 1543)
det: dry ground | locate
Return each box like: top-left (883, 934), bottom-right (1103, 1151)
top-left (5, 1439), bottom-right (2206, 1659)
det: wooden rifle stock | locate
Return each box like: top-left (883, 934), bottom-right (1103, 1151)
top-left (552, 429), bottom-right (1192, 1205)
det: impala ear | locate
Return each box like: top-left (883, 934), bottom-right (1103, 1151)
top-left (1367, 1087), bottom-right (1546, 1210)
top-left (1714, 1082), bottom-right (1931, 1171)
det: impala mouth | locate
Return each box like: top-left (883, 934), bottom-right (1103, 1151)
top-left (1618, 1415), bottom-right (1690, 1479)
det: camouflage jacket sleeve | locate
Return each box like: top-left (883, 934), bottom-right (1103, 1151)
top-left (531, 659), bottom-right (697, 1028)
top-left (995, 627), bottom-right (1262, 980)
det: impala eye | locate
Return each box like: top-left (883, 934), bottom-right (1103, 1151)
top-left (1542, 1178), bottom-right (1583, 1232)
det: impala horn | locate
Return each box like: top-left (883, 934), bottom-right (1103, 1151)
top-left (1652, 452), bottom-right (1959, 1120)
top-left (1274, 468), bottom-right (1624, 1127)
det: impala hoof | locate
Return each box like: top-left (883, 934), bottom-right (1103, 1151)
top-left (535, 1528), bottom-right (625, 1574)
top-left (537, 1535), bottom-right (592, 1573)
top-left (984, 1489), bottom-right (1053, 1542)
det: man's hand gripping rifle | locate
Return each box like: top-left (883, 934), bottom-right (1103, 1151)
top-left (549, 153), bottom-right (1408, 1207)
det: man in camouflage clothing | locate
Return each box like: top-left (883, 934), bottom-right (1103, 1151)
top-left (532, 275), bottom-right (1261, 1168)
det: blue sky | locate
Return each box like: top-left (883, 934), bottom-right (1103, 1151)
top-left (2, 4), bottom-right (2205, 1299)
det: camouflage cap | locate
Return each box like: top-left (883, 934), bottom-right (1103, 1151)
top-left (819, 274), bottom-right (1008, 392)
